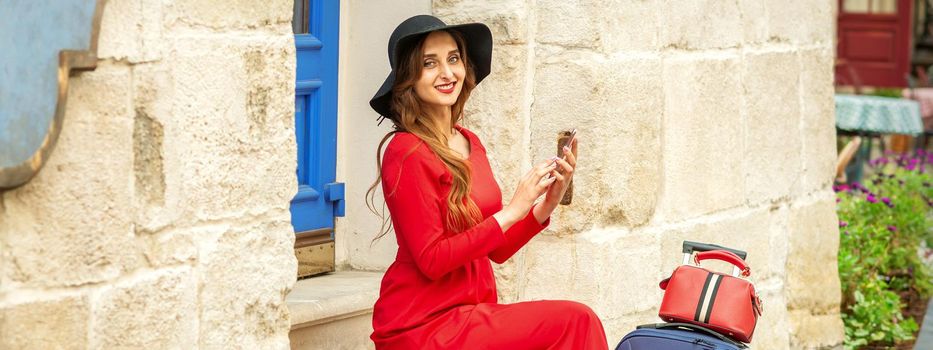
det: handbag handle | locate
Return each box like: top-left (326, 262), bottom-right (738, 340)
top-left (695, 250), bottom-right (751, 277)
top-left (683, 241), bottom-right (747, 260)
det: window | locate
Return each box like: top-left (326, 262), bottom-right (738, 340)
top-left (843, 0), bottom-right (898, 14)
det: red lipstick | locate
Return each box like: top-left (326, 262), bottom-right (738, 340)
top-left (435, 81), bottom-right (456, 94)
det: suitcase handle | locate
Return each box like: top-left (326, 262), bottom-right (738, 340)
top-left (695, 250), bottom-right (751, 277)
top-left (682, 241), bottom-right (747, 260)
top-left (636, 323), bottom-right (749, 348)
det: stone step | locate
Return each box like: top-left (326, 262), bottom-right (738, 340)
top-left (287, 271), bottom-right (382, 350)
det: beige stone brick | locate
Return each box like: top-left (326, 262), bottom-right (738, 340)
top-left (520, 236), bottom-right (576, 301)
top-left (536, 0), bottom-right (601, 49)
top-left (744, 50), bottom-right (802, 205)
top-left (165, 0), bottom-right (292, 30)
top-left (98, 0), bottom-right (164, 63)
top-left (530, 51), bottom-right (601, 131)
top-left (461, 44), bottom-right (530, 189)
top-left (798, 48), bottom-right (836, 195)
top-left (139, 226), bottom-right (206, 267)
top-left (656, 55), bottom-right (745, 222)
top-left (198, 220), bottom-right (295, 349)
top-left (165, 38), bottom-right (297, 224)
top-left (788, 310), bottom-right (845, 349)
top-left (434, 1), bottom-right (529, 44)
top-left (765, 206), bottom-right (792, 279)
top-left (786, 196), bottom-right (841, 312)
top-left (2, 64), bottom-right (142, 288)
top-left (596, 0), bottom-right (662, 53)
top-left (809, 1), bottom-right (837, 46)
top-left (657, 207), bottom-right (783, 281)
top-left (738, 0), bottom-right (769, 45)
top-left (131, 63), bottom-right (181, 236)
top-left (521, 231), bottom-right (662, 321)
top-left (576, 230), bottom-right (664, 319)
top-left (659, 0), bottom-right (742, 50)
top-left (241, 46), bottom-right (298, 143)
top-left (766, 0), bottom-right (835, 45)
top-left (492, 252), bottom-right (523, 304)
top-left (764, 0), bottom-right (807, 44)
top-left (0, 295), bottom-right (89, 350)
top-left (752, 283), bottom-right (792, 349)
top-left (91, 268), bottom-right (198, 348)
top-left (531, 52), bottom-right (662, 229)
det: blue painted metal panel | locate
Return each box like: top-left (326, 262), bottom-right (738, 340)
top-left (0, 0), bottom-right (96, 167)
top-left (291, 0), bottom-right (342, 234)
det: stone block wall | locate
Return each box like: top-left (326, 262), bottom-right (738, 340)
top-left (428, 1), bottom-right (841, 348)
top-left (0, 1), bottom-right (297, 348)
top-left (0, 0), bottom-right (845, 348)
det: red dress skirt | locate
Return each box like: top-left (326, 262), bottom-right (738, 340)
top-left (370, 126), bottom-right (608, 350)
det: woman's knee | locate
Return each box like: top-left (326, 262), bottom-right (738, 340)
top-left (549, 300), bottom-right (600, 321)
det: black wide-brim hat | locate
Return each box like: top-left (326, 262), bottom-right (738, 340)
top-left (369, 15), bottom-right (493, 124)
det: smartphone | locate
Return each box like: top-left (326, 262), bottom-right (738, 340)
top-left (561, 128), bottom-right (577, 160)
top-left (545, 128), bottom-right (577, 181)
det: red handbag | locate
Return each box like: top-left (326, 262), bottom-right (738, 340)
top-left (658, 249), bottom-right (763, 343)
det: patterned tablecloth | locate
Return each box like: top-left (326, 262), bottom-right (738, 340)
top-left (835, 94), bottom-right (924, 135)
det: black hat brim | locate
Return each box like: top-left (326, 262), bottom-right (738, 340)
top-left (370, 21), bottom-right (492, 124)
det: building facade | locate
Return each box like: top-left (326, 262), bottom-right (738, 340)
top-left (0, 0), bottom-right (843, 349)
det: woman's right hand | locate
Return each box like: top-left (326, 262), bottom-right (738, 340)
top-left (493, 159), bottom-right (558, 230)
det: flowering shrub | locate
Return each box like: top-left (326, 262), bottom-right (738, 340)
top-left (836, 150), bottom-right (933, 349)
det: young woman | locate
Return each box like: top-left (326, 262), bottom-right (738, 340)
top-left (366, 15), bottom-right (608, 350)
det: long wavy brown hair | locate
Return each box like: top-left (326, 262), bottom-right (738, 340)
top-left (366, 30), bottom-right (481, 242)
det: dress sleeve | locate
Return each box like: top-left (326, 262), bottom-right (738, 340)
top-left (488, 204), bottom-right (550, 264)
top-left (383, 138), bottom-right (507, 280)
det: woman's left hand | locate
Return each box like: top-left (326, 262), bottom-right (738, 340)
top-left (533, 138), bottom-right (578, 223)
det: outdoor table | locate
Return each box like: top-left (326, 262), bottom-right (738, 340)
top-left (834, 94), bottom-right (924, 183)
top-left (835, 94), bottom-right (923, 135)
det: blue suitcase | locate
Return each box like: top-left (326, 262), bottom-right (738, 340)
top-left (616, 323), bottom-right (748, 350)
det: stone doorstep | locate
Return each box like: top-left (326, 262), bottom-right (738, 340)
top-left (287, 270), bottom-right (382, 329)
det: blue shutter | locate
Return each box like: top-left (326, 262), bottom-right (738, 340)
top-left (291, 0), bottom-right (343, 234)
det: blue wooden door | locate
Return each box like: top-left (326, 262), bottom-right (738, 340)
top-left (292, 0), bottom-right (343, 235)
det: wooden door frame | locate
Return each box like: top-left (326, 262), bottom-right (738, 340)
top-left (836, 0), bottom-right (914, 87)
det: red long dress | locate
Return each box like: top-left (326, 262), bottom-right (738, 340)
top-left (370, 125), bottom-right (608, 350)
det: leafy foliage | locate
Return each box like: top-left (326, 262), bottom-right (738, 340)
top-left (836, 150), bottom-right (933, 349)
top-left (866, 88), bottom-right (906, 99)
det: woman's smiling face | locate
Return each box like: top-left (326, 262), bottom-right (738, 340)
top-left (414, 31), bottom-right (465, 113)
